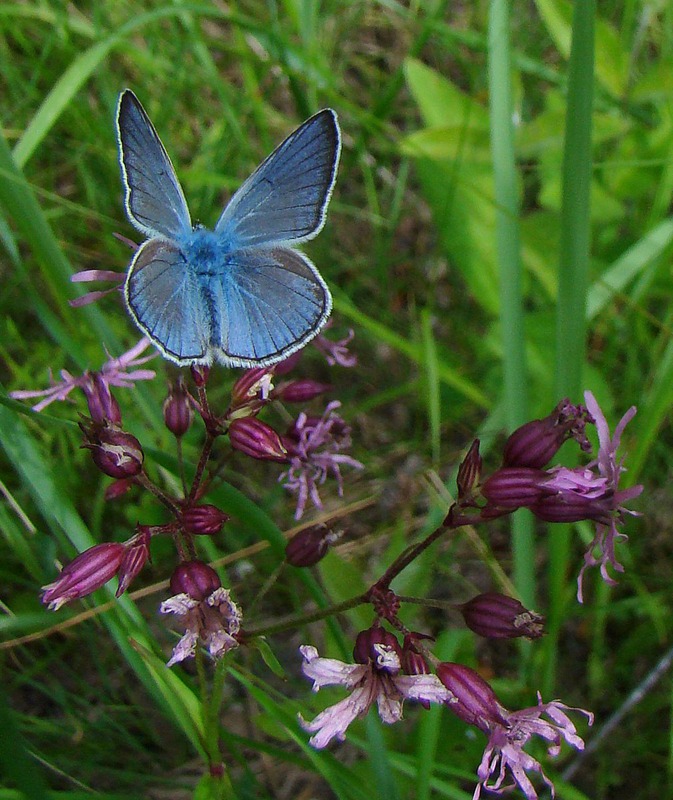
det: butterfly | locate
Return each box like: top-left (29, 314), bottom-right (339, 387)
top-left (116, 90), bottom-right (340, 367)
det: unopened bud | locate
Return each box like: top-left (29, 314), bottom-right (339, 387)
top-left (81, 422), bottom-right (144, 478)
top-left (401, 633), bottom-right (433, 675)
top-left (457, 439), bottom-right (482, 500)
top-left (229, 417), bottom-right (288, 462)
top-left (273, 350), bottom-right (302, 376)
top-left (353, 626), bottom-right (401, 665)
top-left (460, 592), bottom-right (544, 639)
top-left (436, 663), bottom-right (507, 732)
top-left (530, 493), bottom-right (613, 524)
top-left (116, 528), bottom-right (151, 596)
top-left (274, 379), bottom-right (332, 403)
top-left (230, 368), bottom-right (273, 417)
top-left (104, 478), bottom-right (133, 501)
top-left (181, 504), bottom-right (229, 536)
top-left (191, 364), bottom-right (210, 387)
top-left (285, 523), bottom-right (337, 567)
top-left (169, 560), bottom-right (221, 600)
top-left (481, 467), bottom-right (546, 508)
top-left (163, 380), bottom-right (193, 437)
top-left (42, 542), bottom-right (125, 610)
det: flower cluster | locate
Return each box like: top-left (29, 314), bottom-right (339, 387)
top-left (450, 391), bottom-right (642, 601)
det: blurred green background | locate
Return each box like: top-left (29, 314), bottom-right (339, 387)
top-left (1, 1), bottom-right (672, 798)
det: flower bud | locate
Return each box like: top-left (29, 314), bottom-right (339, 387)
top-left (285, 523), bottom-right (336, 567)
top-left (456, 439), bottom-right (482, 501)
top-left (81, 422), bottom-right (144, 479)
top-left (460, 592), bottom-right (544, 639)
top-left (481, 467), bottom-right (547, 508)
top-left (273, 350), bottom-right (302, 376)
top-left (181, 504), bottom-right (229, 536)
top-left (42, 542), bottom-right (125, 610)
top-left (169, 560), bottom-right (221, 600)
top-left (274, 380), bottom-right (332, 404)
top-left (229, 417), bottom-right (288, 462)
top-left (530, 494), bottom-right (613, 524)
top-left (190, 364), bottom-right (210, 387)
top-left (436, 663), bottom-right (507, 732)
top-left (82, 372), bottom-right (122, 424)
top-left (104, 478), bottom-right (133, 501)
top-left (353, 626), bottom-right (401, 664)
top-left (163, 380), bottom-right (193, 437)
top-left (401, 633), bottom-right (433, 675)
top-left (116, 529), bottom-right (151, 597)
top-left (230, 368), bottom-right (273, 417)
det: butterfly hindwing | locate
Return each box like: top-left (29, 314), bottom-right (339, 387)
top-left (124, 239), bottom-right (210, 364)
top-left (117, 90), bottom-right (192, 240)
top-left (205, 247), bottom-right (332, 367)
top-left (215, 109), bottom-right (340, 249)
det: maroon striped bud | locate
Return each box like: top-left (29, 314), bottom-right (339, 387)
top-left (481, 467), bottom-right (547, 508)
top-left (181, 504), bottom-right (229, 536)
top-left (116, 529), bottom-right (151, 597)
top-left (229, 417), bottom-right (288, 462)
top-left (460, 592), bottom-right (544, 639)
top-left (230, 368), bottom-right (273, 417)
top-left (457, 439), bottom-right (482, 500)
top-left (81, 422), bottom-right (144, 478)
top-left (190, 364), bottom-right (210, 387)
top-left (104, 478), bottom-right (133, 501)
top-left (163, 380), bottom-right (193, 437)
top-left (42, 542), bottom-right (125, 610)
top-left (353, 626), bottom-right (402, 665)
top-left (530, 493), bottom-right (613, 523)
top-left (285, 523), bottom-right (336, 567)
top-left (274, 380), bottom-right (332, 403)
top-left (170, 561), bottom-right (221, 600)
top-left (436, 663), bottom-right (507, 731)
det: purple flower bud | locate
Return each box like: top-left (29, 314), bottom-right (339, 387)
top-left (169, 561), bottom-right (222, 600)
top-left (230, 367), bottom-right (273, 416)
top-left (285, 523), bottom-right (337, 567)
top-left (180, 504), bottom-right (230, 536)
top-left (229, 417), bottom-right (288, 462)
top-left (42, 542), bottom-right (126, 610)
top-left (457, 439), bottom-right (482, 501)
top-left (530, 493), bottom-right (613, 523)
top-left (163, 380), bottom-right (193, 437)
top-left (481, 467), bottom-right (547, 508)
top-left (81, 422), bottom-right (144, 478)
top-left (503, 399), bottom-right (591, 468)
top-left (401, 633), bottom-right (433, 675)
top-left (436, 663), bottom-right (507, 731)
top-left (82, 372), bottom-right (122, 424)
top-left (274, 379), bottom-right (332, 403)
top-left (353, 626), bottom-right (402, 665)
top-left (190, 364), bottom-right (210, 387)
top-left (116, 530), bottom-right (151, 597)
top-left (460, 592), bottom-right (545, 639)
top-left (104, 478), bottom-right (133, 501)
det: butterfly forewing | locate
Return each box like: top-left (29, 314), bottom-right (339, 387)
top-left (206, 247), bottom-right (332, 367)
top-left (117, 90), bottom-right (192, 240)
top-left (214, 109), bottom-right (340, 248)
top-left (125, 239), bottom-right (210, 364)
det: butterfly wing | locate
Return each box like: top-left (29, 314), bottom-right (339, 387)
top-left (215, 109), bottom-right (340, 248)
top-left (124, 239), bottom-right (210, 364)
top-left (206, 247), bottom-right (332, 367)
top-left (117, 90), bottom-right (192, 240)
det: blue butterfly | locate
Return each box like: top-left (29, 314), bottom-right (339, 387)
top-left (116, 90), bottom-right (340, 367)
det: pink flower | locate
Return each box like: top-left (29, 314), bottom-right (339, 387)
top-left (160, 562), bottom-right (241, 666)
top-left (313, 326), bottom-right (357, 367)
top-left (299, 639), bottom-right (454, 748)
top-left (279, 401), bottom-right (363, 519)
top-left (69, 268), bottom-right (126, 308)
top-left (10, 339), bottom-right (155, 416)
top-left (437, 663), bottom-right (593, 800)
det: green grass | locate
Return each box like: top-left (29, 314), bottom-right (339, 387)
top-left (1, 2), bottom-right (672, 798)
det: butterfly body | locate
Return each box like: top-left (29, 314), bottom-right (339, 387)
top-left (116, 90), bottom-right (340, 367)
